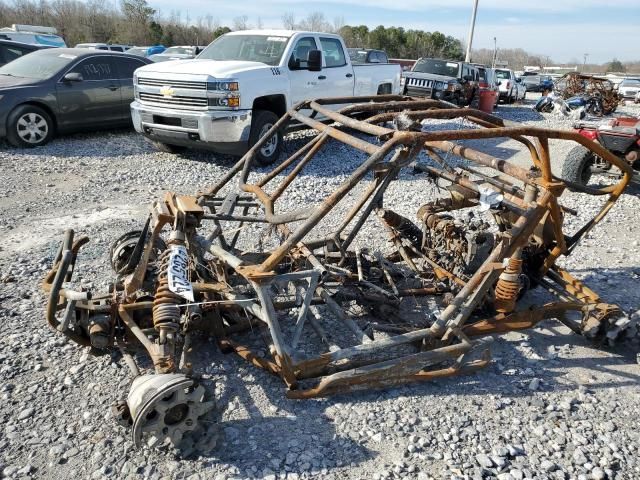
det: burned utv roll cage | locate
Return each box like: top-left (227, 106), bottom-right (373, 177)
top-left (43, 95), bottom-right (632, 451)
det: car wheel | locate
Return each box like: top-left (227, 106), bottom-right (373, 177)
top-left (6, 104), bottom-right (54, 148)
top-left (148, 140), bottom-right (187, 154)
top-left (250, 110), bottom-right (282, 166)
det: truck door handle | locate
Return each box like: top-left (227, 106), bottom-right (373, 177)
top-left (318, 75), bottom-right (326, 80)
top-left (345, 73), bottom-right (353, 78)
top-left (107, 84), bottom-right (118, 91)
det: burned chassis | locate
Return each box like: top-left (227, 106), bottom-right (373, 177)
top-left (43, 95), bottom-right (632, 452)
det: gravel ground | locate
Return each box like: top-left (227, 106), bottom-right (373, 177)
top-left (1, 94), bottom-right (640, 480)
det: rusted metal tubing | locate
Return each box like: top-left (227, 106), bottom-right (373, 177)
top-left (258, 136), bottom-right (400, 273)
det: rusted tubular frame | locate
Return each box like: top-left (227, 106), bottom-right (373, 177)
top-left (289, 338), bottom-right (492, 398)
top-left (429, 191), bottom-right (553, 337)
top-left (288, 109), bottom-right (381, 155)
top-left (462, 302), bottom-right (587, 336)
top-left (119, 305), bottom-right (155, 351)
top-left (219, 339), bottom-right (281, 375)
top-left (257, 133), bottom-right (325, 188)
top-left (424, 140), bottom-right (534, 183)
top-left (310, 100), bottom-right (394, 137)
top-left (202, 214), bottom-right (269, 223)
top-left (251, 283), bottom-right (292, 358)
top-left (362, 107), bottom-right (542, 168)
top-left (413, 163), bottom-right (528, 215)
top-left (271, 131), bottom-right (330, 202)
top-left (291, 273), bottom-right (321, 349)
top-left (258, 136), bottom-right (401, 273)
top-left (118, 346), bottom-right (140, 378)
top-left (252, 282), bottom-right (297, 386)
top-left (318, 287), bottom-right (372, 344)
top-left (313, 94), bottom-right (419, 107)
top-left (333, 177), bottom-right (380, 238)
top-left (331, 98), bottom-right (451, 115)
top-left (340, 148), bottom-right (415, 253)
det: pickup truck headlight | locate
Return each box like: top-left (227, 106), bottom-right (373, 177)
top-left (208, 95), bottom-right (240, 108)
top-left (400, 77), bottom-right (406, 88)
top-left (207, 81), bottom-right (239, 92)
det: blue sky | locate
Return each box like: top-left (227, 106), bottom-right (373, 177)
top-left (148, 0), bottom-right (640, 64)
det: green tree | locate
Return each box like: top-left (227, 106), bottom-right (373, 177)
top-left (148, 20), bottom-right (163, 44)
top-left (608, 58), bottom-right (625, 73)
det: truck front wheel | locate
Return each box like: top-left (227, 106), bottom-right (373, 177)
top-left (250, 110), bottom-right (282, 166)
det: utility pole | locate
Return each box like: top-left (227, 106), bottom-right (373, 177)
top-left (464, 0), bottom-right (479, 63)
top-left (583, 53), bottom-right (589, 71)
top-left (492, 36), bottom-right (497, 68)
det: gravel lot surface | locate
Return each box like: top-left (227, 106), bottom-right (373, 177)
top-left (1, 94), bottom-right (640, 480)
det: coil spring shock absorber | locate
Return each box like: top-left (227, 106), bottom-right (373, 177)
top-left (153, 232), bottom-right (186, 343)
top-left (494, 257), bottom-right (523, 313)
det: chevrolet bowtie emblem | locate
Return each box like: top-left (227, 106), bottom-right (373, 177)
top-left (160, 86), bottom-right (175, 97)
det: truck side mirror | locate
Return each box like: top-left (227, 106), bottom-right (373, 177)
top-left (307, 50), bottom-right (322, 72)
top-left (463, 75), bottom-right (473, 82)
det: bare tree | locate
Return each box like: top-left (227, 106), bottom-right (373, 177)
top-left (232, 15), bottom-right (249, 31)
top-left (281, 12), bottom-right (296, 30)
top-left (299, 12), bottom-right (329, 32)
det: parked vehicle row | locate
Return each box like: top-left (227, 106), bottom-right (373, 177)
top-left (0, 30), bottom-right (401, 162)
top-left (400, 60), bottom-right (526, 107)
top-left (0, 49), bottom-right (151, 147)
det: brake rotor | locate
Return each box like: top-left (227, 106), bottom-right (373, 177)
top-left (128, 374), bottom-right (218, 453)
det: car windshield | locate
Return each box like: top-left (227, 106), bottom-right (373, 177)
top-left (0, 50), bottom-right (73, 79)
top-left (127, 47), bottom-right (147, 56)
top-left (163, 47), bottom-right (192, 55)
top-left (348, 50), bottom-right (368, 64)
top-left (412, 59), bottom-right (459, 77)
top-left (621, 79), bottom-right (640, 86)
top-left (198, 35), bottom-right (289, 66)
top-left (495, 69), bottom-right (510, 79)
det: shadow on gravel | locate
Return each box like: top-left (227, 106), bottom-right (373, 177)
top-left (494, 105), bottom-right (545, 122)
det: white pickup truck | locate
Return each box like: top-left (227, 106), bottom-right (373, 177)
top-left (131, 30), bottom-right (401, 164)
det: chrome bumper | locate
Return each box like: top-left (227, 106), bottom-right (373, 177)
top-left (131, 101), bottom-right (252, 144)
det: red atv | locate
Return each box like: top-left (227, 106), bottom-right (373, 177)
top-left (561, 116), bottom-right (640, 189)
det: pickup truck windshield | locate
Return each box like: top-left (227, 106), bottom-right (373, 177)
top-left (199, 35), bottom-right (289, 66)
top-left (413, 59), bottom-right (459, 77)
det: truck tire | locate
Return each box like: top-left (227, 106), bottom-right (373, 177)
top-left (561, 145), bottom-right (596, 187)
top-left (6, 104), bottom-right (54, 148)
top-left (250, 110), bottom-right (282, 166)
top-left (147, 140), bottom-right (186, 154)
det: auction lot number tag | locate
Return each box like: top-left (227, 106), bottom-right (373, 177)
top-left (167, 245), bottom-right (194, 302)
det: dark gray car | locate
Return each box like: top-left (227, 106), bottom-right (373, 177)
top-left (0, 48), bottom-right (151, 147)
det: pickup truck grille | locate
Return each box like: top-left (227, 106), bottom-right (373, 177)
top-left (139, 92), bottom-right (208, 110)
top-left (138, 78), bottom-right (207, 90)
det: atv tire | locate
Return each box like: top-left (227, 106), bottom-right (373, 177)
top-left (561, 145), bottom-right (596, 188)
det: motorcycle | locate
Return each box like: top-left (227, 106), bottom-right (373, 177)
top-left (561, 116), bottom-right (640, 189)
top-left (535, 92), bottom-right (606, 117)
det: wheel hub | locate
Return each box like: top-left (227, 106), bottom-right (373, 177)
top-left (17, 113), bottom-right (48, 144)
top-left (259, 123), bottom-right (277, 157)
top-left (128, 374), bottom-right (217, 453)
